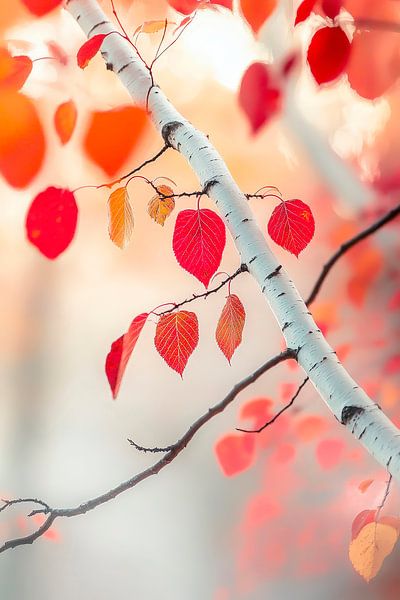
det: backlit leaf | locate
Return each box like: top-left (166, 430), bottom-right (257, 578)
top-left (358, 479), bottom-right (374, 493)
top-left (84, 106), bottom-right (148, 176)
top-left (136, 20), bottom-right (170, 35)
top-left (216, 294), bottom-right (246, 363)
top-left (77, 34), bottom-right (108, 69)
top-left (105, 313), bottom-right (148, 399)
top-left (307, 26), bottom-right (351, 84)
top-left (239, 62), bottom-right (282, 134)
top-left (26, 187), bottom-right (78, 259)
top-left (154, 310), bottom-right (199, 376)
top-left (349, 522), bottom-right (398, 582)
top-left (295, 0), bottom-right (317, 25)
top-left (0, 48), bottom-right (32, 91)
top-left (54, 99), bottom-right (77, 144)
top-left (168, 0), bottom-right (232, 14)
top-left (267, 198), bottom-right (315, 256)
top-left (215, 433), bottom-right (256, 476)
top-left (351, 510), bottom-right (376, 541)
top-left (108, 186), bottom-right (134, 249)
top-left (240, 0), bottom-right (278, 34)
top-left (0, 91), bottom-right (45, 188)
top-left (173, 208), bottom-right (226, 287)
top-left (21, 0), bottom-right (63, 16)
top-left (147, 185), bottom-right (175, 226)
top-left (321, 0), bottom-right (342, 18)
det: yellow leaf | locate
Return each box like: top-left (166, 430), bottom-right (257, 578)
top-left (108, 186), bottom-right (134, 248)
top-left (141, 20), bottom-right (170, 34)
top-left (349, 522), bottom-right (398, 582)
top-left (147, 185), bottom-right (175, 226)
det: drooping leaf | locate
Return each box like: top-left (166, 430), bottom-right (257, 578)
top-left (349, 522), bottom-right (399, 582)
top-left (215, 433), bottom-right (256, 476)
top-left (134, 20), bottom-right (170, 35)
top-left (105, 313), bottom-right (148, 399)
top-left (21, 0), bottom-right (63, 16)
top-left (307, 25), bottom-right (351, 84)
top-left (84, 106), bottom-right (148, 176)
top-left (77, 34), bottom-right (108, 69)
top-left (216, 294), bottom-right (246, 363)
top-left (26, 187), bottom-right (78, 259)
top-left (295, 0), bottom-right (318, 25)
top-left (239, 62), bottom-right (282, 134)
top-left (240, 0), bottom-right (278, 34)
top-left (147, 185), bottom-right (175, 226)
top-left (0, 91), bottom-right (45, 188)
top-left (167, 0), bottom-right (232, 14)
top-left (108, 186), bottom-right (134, 249)
top-left (267, 198), bottom-right (315, 256)
top-left (173, 208), bottom-right (226, 287)
top-left (154, 310), bottom-right (199, 376)
top-left (321, 0), bottom-right (342, 18)
top-left (351, 510), bottom-right (376, 540)
top-left (0, 48), bottom-right (32, 91)
top-left (54, 99), bottom-right (77, 144)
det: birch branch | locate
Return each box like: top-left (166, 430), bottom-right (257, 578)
top-left (64, 0), bottom-right (400, 479)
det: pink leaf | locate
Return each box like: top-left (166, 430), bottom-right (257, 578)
top-left (105, 313), bottom-right (148, 399)
top-left (267, 198), bottom-right (315, 256)
top-left (173, 208), bottom-right (226, 287)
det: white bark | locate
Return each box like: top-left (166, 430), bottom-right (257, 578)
top-left (66, 0), bottom-right (400, 479)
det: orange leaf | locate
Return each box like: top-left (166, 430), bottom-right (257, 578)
top-left (105, 313), bottom-right (149, 398)
top-left (0, 48), bottom-right (32, 91)
top-left (216, 293), bottom-right (245, 363)
top-left (147, 185), bottom-right (175, 226)
top-left (84, 106), bottom-right (148, 176)
top-left (154, 311), bottom-right (199, 376)
top-left (137, 20), bottom-right (171, 34)
top-left (358, 479), bottom-right (374, 493)
top-left (54, 99), bottom-right (77, 144)
top-left (0, 91), bottom-right (45, 188)
top-left (349, 522), bottom-right (398, 582)
top-left (77, 34), bottom-right (108, 69)
top-left (240, 0), bottom-right (277, 34)
top-left (108, 186), bottom-right (134, 249)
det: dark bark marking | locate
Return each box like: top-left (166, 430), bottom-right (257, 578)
top-left (88, 21), bottom-right (107, 36)
top-left (249, 256), bottom-right (257, 264)
top-left (266, 265), bottom-right (282, 281)
top-left (161, 121), bottom-right (185, 146)
top-left (341, 405), bottom-right (365, 426)
top-left (117, 61), bottom-right (135, 74)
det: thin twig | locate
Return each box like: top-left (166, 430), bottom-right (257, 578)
top-left (375, 473), bottom-right (393, 523)
top-left (236, 377), bottom-right (309, 434)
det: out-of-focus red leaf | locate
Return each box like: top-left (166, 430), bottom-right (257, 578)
top-left (347, 30), bottom-right (400, 100)
top-left (347, 246), bottom-right (383, 307)
top-left (215, 433), bottom-right (256, 476)
top-left (271, 443), bottom-right (296, 464)
top-left (239, 397), bottom-right (273, 430)
top-left (168, 0), bottom-right (232, 14)
top-left (321, 0), bottom-right (342, 18)
top-left (173, 208), bottom-right (226, 287)
top-left (240, 0), bottom-right (278, 34)
top-left (155, 311), bottom-right (199, 376)
top-left (84, 106), bottom-right (148, 176)
top-left (0, 91), bottom-right (45, 188)
top-left (47, 41), bottom-right (69, 66)
top-left (316, 438), bottom-right (345, 469)
top-left (21, 0), bottom-right (63, 16)
top-left (77, 34), bottom-right (109, 69)
top-left (243, 494), bottom-right (282, 528)
top-left (307, 26), bottom-right (351, 84)
top-left (358, 478), bottom-right (374, 493)
top-left (385, 355), bottom-right (400, 375)
top-left (26, 187), bottom-right (78, 259)
top-left (216, 294), bottom-right (245, 363)
top-left (295, 0), bottom-right (318, 25)
top-left (0, 48), bottom-right (32, 91)
top-left (105, 313), bottom-right (148, 399)
top-left (389, 290), bottom-right (400, 310)
top-left (295, 415), bottom-right (328, 441)
top-left (239, 62), bottom-right (282, 134)
top-left (54, 99), bottom-right (77, 144)
top-left (267, 199), bottom-right (315, 256)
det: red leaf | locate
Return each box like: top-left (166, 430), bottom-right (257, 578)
top-left (54, 99), bottom-right (77, 144)
top-left (105, 313), bottom-right (148, 399)
top-left (239, 62), bottom-right (282, 134)
top-left (239, 397), bottom-right (273, 430)
top-left (267, 199), bottom-right (315, 256)
top-left (216, 294), bottom-right (246, 363)
top-left (154, 311), bottom-right (199, 376)
top-left (84, 106), bottom-right (148, 176)
top-left (173, 208), bottom-right (226, 287)
top-left (352, 510), bottom-right (377, 541)
top-left (21, 0), bottom-right (63, 16)
top-left (26, 187), bottom-right (78, 259)
top-left (77, 34), bottom-right (108, 69)
top-left (385, 355), bottom-right (400, 375)
top-left (215, 433), bottom-right (256, 476)
top-left (167, 0), bottom-right (231, 14)
top-left (295, 0), bottom-right (318, 25)
top-left (0, 49), bottom-right (32, 91)
top-left (240, 0), bottom-right (278, 34)
top-left (321, 0), bottom-right (342, 18)
top-left (0, 91), bottom-right (45, 188)
top-left (307, 25), bottom-right (351, 84)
